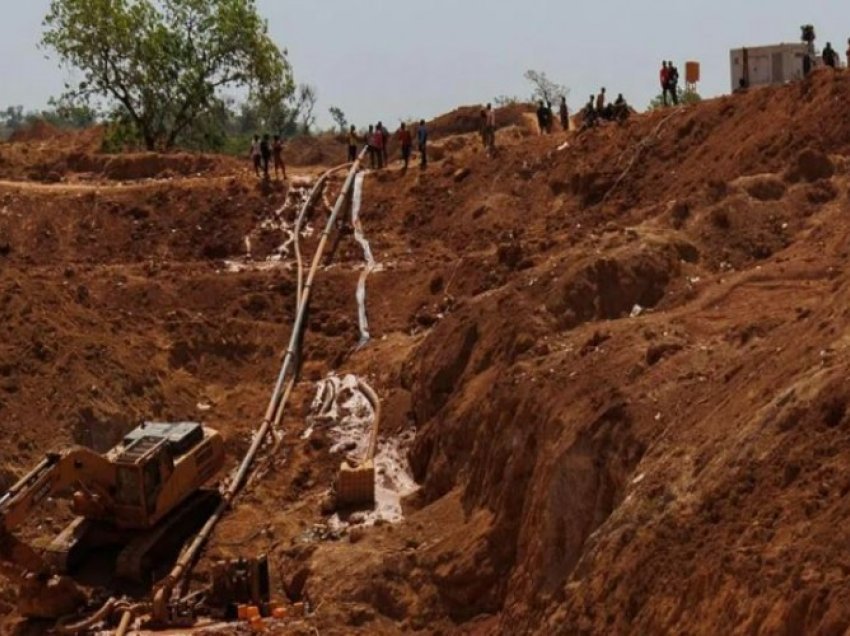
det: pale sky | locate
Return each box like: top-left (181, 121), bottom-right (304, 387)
top-left (1, 1), bottom-right (848, 128)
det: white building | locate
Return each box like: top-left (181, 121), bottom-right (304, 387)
top-left (729, 43), bottom-right (809, 91)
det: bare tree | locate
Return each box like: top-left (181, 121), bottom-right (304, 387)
top-left (298, 85), bottom-right (318, 133)
top-left (524, 70), bottom-right (569, 105)
top-left (328, 106), bottom-right (348, 133)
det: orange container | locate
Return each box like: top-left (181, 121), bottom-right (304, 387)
top-left (237, 605), bottom-right (249, 620)
top-left (685, 61), bottom-right (700, 84)
top-left (250, 617), bottom-right (266, 632)
top-left (272, 607), bottom-right (287, 619)
top-left (246, 606), bottom-right (261, 620)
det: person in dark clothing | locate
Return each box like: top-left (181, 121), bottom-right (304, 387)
top-left (545, 101), bottom-right (554, 133)
top-left (536, 101), bottom-right (549, 135)
top-left (582, 95), bottom-right (598, 129)
top-left (823, 42), bottom-right (838, 68)
top-left (260, 134), bottom-right (272, 179)
top-left (612, 94), bottom-right (630, 122)
top-left (559, 96), bottom-right (569, 131)
top-left (378, 122), bottom-right (389, 166)
top-left (250, 135), bottom-right (261, 176)
top-left (348, 125), bottom-right (359, 162)
top-left (367, 125), bottom-right (378, 169)
top-left (846, 38), bottom-right (850, 68)
top-left (668, 61), bottom-right (679, 105)
top-left (272, 135), bottom-right (286, 180)
top-left (417, 120), bottom-right (428, 168)
top-left (397, 122), bottom-right (413, 170)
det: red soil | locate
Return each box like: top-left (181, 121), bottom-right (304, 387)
top-left (1, 68), bottom-right (850, 634)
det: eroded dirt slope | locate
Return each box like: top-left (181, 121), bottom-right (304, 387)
top-left (1, 69), bottom-right (850, 635)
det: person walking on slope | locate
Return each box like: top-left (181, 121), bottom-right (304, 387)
top-left (559, 96), bottom-right (569, 132)
top-left (417, 120), bottom-right (428, 169)
top-left (823, 42), bottom-right (838, 68)
top-left (259, 134), bottom-right (272, 180)
top-left (250, 135), bottom-right (261, 177)
top-left (668, 61), bottom-right (680, 105)
top-left (348, 125), bottom-right (359, 162)
top-left (397, 122), bottom-right (413, 171)
top-left (272, 135), bottom-right (286, 180)
top-left (660, 61), bottom-right (670, 106)
top-left (484, 103), bottom-right (496, 151)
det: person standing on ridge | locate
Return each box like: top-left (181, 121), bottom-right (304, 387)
top-left (846, 38), bottom-right (850, 67)
top-left (660, 61), bottom-right (670, 106)
top-left (259, 134), bottom-right (272, 180)
top-left (417, 119), bottom-right (428, 169)
top-left (366, 125), bottom-right (378, 169)
top-left (249, 135), bottom-right (261, 177)
top-left (545, 101), bottom-right (554, 133)
top-left (378, 122), bottom-right (389, 166)
top-left (536, 101), bottom-right (548, 135)
top-left (397, 122), bottom-right (413, 171)
top-left (596, 88), bottom-right (606, 113)
top-left (559, 96), bottom-right (569, 132)
top-left (272, 135), bottom-right (286, 181)
top-left (485, 103), bottom-right (496, 151)
top-left (668, 61), bottom-right (680, 104)
top-left (373, 123), bottom-right (385, 169)
top-left (347, 125), bottom-right (359, 162)
top-left (823, 42), bottom-right (838, 68)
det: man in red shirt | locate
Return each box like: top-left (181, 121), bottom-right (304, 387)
top-left (660, 61), bottom-right (669, 106)
top-left (397, 123), bottom-right (413, 171)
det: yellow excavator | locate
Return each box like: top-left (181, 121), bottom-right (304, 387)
top-left (0, 421), bottom-right (225, 618)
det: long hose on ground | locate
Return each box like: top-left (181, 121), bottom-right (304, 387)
top-left (151, 149), bottom-right (367, 623)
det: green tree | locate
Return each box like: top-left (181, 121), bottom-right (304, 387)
top-left (648, 87), bottom-right (702, 110)
top-left (41, 0), bottom-right (293, 150)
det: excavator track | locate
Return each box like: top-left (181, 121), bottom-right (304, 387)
top-left (116, 490), bottom-right (221, 583)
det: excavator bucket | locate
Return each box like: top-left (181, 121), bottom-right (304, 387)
top-left (336, 460), bottom-right (375, 508)
top-left (0, 526), bottom-right (87, 619)
top-left (17, 573), bottom-right (87, 620)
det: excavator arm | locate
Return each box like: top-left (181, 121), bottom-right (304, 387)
top-left (0, 448), bottom-right (114, 577)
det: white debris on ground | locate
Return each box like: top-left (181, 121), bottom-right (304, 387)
top-left (223, 180), bottom-right (315, 273)
top-left (307, 374), bottom-right (419, 528)
top-left (351, 172), bottom-right (379, 346)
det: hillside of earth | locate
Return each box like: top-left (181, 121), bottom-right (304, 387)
top-left (1, 71), bottom-right (850, 635)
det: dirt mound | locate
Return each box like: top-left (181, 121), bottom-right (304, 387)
top-left (7, 119), bottom-right (65, 143)
top-left (426, 103), bottom-right (536, 141)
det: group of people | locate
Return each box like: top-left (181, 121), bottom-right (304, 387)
top-left (582, 88), bottom-right (631, 128)
top-left (534, 97), bottom-right (571, 135)
top-left (249, 134), bottom-right (286, 180)
top-left (351, 120), bottom-right (429, 171)
top-left (659, 61), bottom-right (681, 106)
